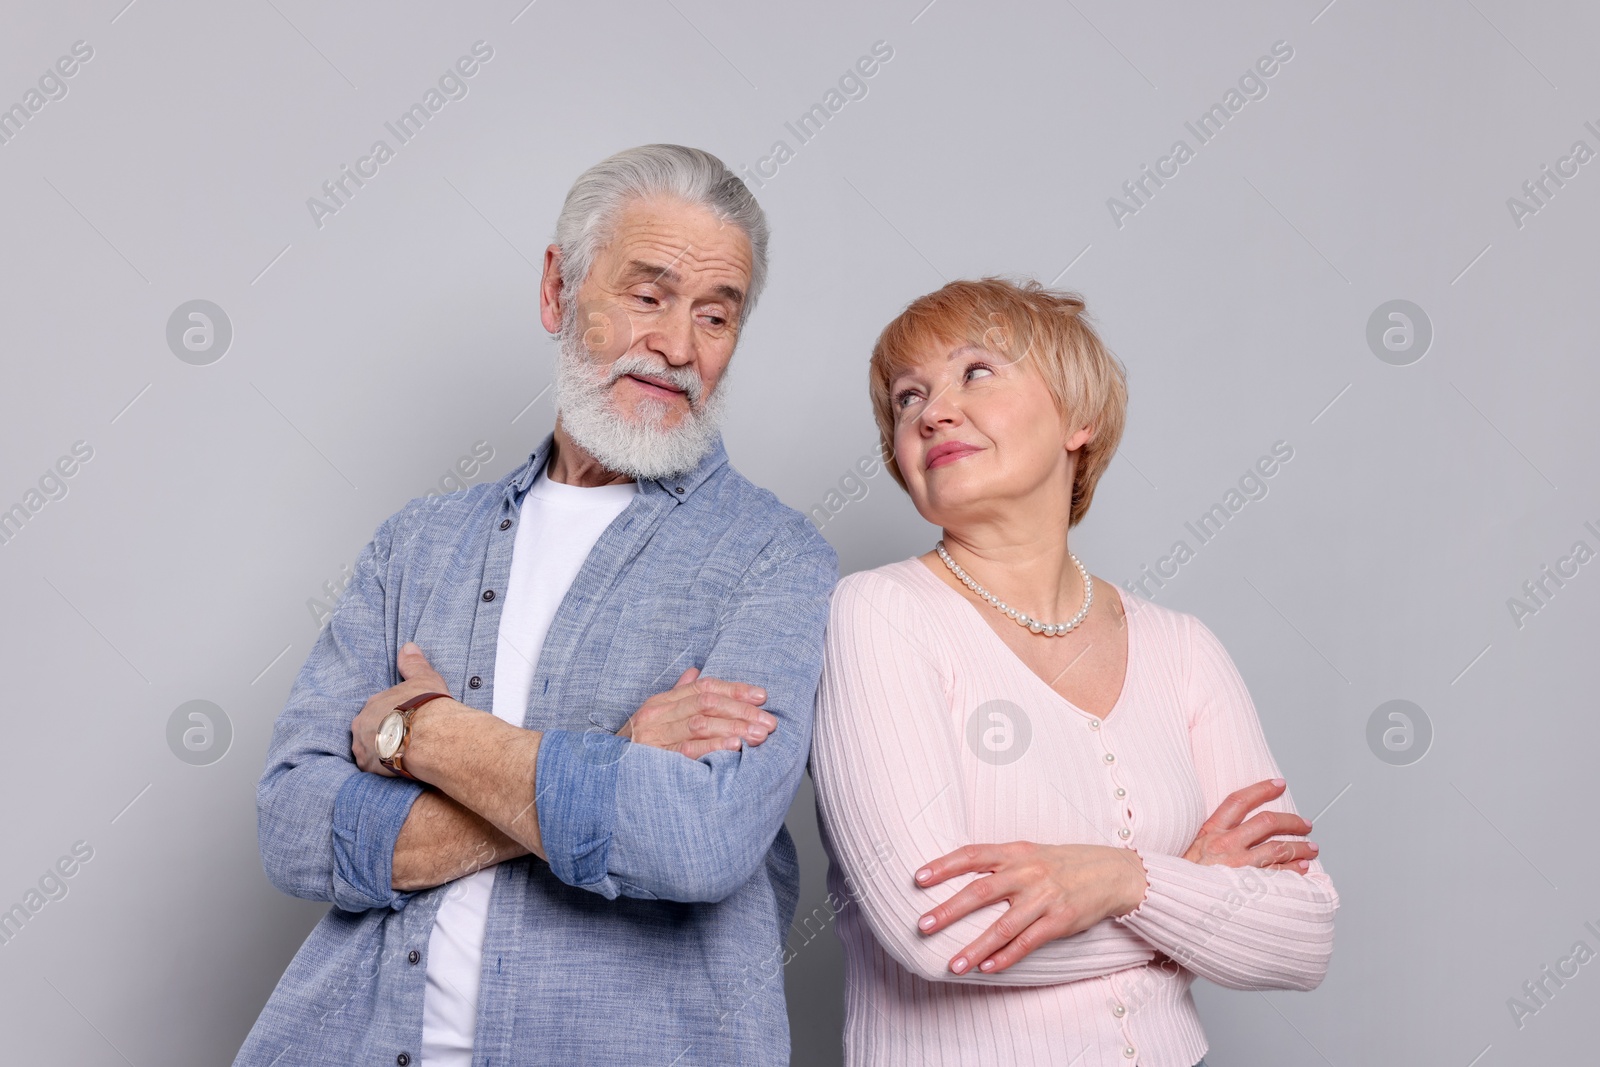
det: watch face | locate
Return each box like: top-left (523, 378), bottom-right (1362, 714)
top-left (376, 711), bottom-right (405, 760)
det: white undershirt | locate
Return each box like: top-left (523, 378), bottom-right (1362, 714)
top-left (419, 462), bottom-right (638, 1067)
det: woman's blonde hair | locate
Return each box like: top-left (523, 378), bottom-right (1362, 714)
top-left (868, 277), bottom-right (1128, 528)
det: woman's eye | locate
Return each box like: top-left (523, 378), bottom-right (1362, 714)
top-left (966, 363), bottom-right (994, 381)
top-left (893, 389), bottom-right (919, 409)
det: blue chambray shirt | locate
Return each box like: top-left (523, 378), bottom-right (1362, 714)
top-left (234, 431), bottom-right (837, 1067)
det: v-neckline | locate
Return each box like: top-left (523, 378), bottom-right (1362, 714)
top-left (905, 556), bottom-right (1136, 725)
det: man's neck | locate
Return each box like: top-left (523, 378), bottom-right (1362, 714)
top-left (545, 423), bottom-right (636, 488)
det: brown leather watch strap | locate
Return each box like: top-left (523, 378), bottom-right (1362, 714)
top-left (396, 690), bottom-right (452, 713)
top-left (385, 691), bottom-right (451, 779)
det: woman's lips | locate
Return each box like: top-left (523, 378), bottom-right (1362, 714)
top-left (925, 442), bottom-right (980, 469)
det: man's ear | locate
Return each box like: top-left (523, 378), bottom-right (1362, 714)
top-left (538, 245), bottom-right (565, 335)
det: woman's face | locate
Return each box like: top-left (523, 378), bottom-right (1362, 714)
top-left (888, 341), bottom-right (1090, 527)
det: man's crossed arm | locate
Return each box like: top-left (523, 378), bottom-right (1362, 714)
top-left (255, 505), bottom-right (834, 912)
top-left (353, 644), bottom-right (781, 893)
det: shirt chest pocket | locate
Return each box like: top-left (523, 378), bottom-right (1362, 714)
top-left (583, 591), bottom-right (724, 732)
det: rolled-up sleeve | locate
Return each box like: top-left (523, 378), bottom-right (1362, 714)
top-left (534, 729), bottom-right (625, 891)
top-left (256, 505), bottom-right (425, 913)
top-left (330, 769), bottom-right (427, 911)
top-left (536, 523), bottom-right (837, 903)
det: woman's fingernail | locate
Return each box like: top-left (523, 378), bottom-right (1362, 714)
top-left (979, 959), bottom-right (995, 972)
top-left (918, 915), bottom-right (935, 931)
top-left (916, 868), bottom-right (932, 883)
top-left (1271, 778), bottom-right (1285, 787)
top-left (951, 957), bottom-right (968, 974)
top-left (1297, 860), bottom-right (1310, 871)
top-left (1308, 842), bottom-right (1319, 851)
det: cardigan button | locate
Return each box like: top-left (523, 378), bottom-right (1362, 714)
top-left (482, 589), bottom-right (495, 602)
top-left (468, 676), bottom-right (482, 689)
top-left (407, 950), bottom-right (420, 964)
top-left (397, 1054), bottom-right (411, 1066)
top-left (499, 518), bottom-right (512, 530)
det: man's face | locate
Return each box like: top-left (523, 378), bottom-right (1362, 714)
top-left (545, 197), bottom-right (754, 433)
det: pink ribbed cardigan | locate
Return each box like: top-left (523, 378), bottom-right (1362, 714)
top-left (810, 558), bottom-right (1339, 1067)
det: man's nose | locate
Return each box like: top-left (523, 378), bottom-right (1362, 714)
top-left (648, 304), bottom-right (696, 367)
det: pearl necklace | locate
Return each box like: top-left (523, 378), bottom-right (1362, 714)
top-left (935, 540), bottom-right (1093, 637)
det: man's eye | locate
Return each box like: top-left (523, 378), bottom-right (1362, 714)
top-left (635, 293), bottom-right (660, 306)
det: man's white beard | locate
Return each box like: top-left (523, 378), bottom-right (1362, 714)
top-left (550, 308), bottom-right (728, 481)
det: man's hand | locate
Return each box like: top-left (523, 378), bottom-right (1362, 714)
top-left (617, 667), bottom-right (776, 759)
top-left (351, 642), bottom-right (457, 775)
top-left (1183, 778), bottom-right (1317, 873)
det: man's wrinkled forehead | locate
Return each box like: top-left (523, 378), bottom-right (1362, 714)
top-left (615, 257), bottom-right (745, 309)
top-left (600, 200), bottom-right (752, 297)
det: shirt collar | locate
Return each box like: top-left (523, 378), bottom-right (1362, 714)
top-left (503, 430), bottom-right (728, 507)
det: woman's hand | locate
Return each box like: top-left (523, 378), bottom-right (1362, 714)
top-left (912, 842), bottom-right (1148, 976)
top-left (616, 668), bottom-right (777, 759)
top-left (1184, 778), bottom-right (1317, 872)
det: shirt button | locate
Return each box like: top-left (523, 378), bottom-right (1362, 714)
top-left (1115, 787), bottom-right (1127, 798)
top-left (1124, 1047), bottom-right (1136, 1059)
top-left (1112, 1004), bottom-right (1126, 1018)
top-left (468, 676), bottom-right (482, 689)
top-left (1118, 828), bottom-right (1131, 840)
top-left (1103, 752), bottom-right (1116, 764)
top-left (397, 1055), bottom-right (411, 1066)
top-left (499, 518), bottom-right (512, 530)
top-left (482, 589), bottom-right (495, 602)
top-left (408, 950), bottom-right (420, 964)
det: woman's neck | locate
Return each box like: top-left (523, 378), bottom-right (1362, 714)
top-left (931, 525), bottom-right (1087, 622)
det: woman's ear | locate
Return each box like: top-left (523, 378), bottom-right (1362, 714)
top-left (1064, 422), bottom-right (1095, 453)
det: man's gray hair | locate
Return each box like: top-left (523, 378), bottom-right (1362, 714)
top-left (553, 144), bottom-right (770, 324)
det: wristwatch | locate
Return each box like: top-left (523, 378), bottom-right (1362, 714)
top-left (375, 691), bottom-right (450, 779)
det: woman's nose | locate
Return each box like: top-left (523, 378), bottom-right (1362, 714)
top-left (919, 386), bottom-right (961, 428)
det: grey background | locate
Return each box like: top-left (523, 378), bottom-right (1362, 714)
top-left (1, 0), bottom-right (1595, 1063)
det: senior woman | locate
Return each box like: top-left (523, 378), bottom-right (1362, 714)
top-left (809, 278), bottom-right (1339, 1067)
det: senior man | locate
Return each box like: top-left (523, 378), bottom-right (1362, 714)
top-left (234, 144), bottom-right (837, 1067)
